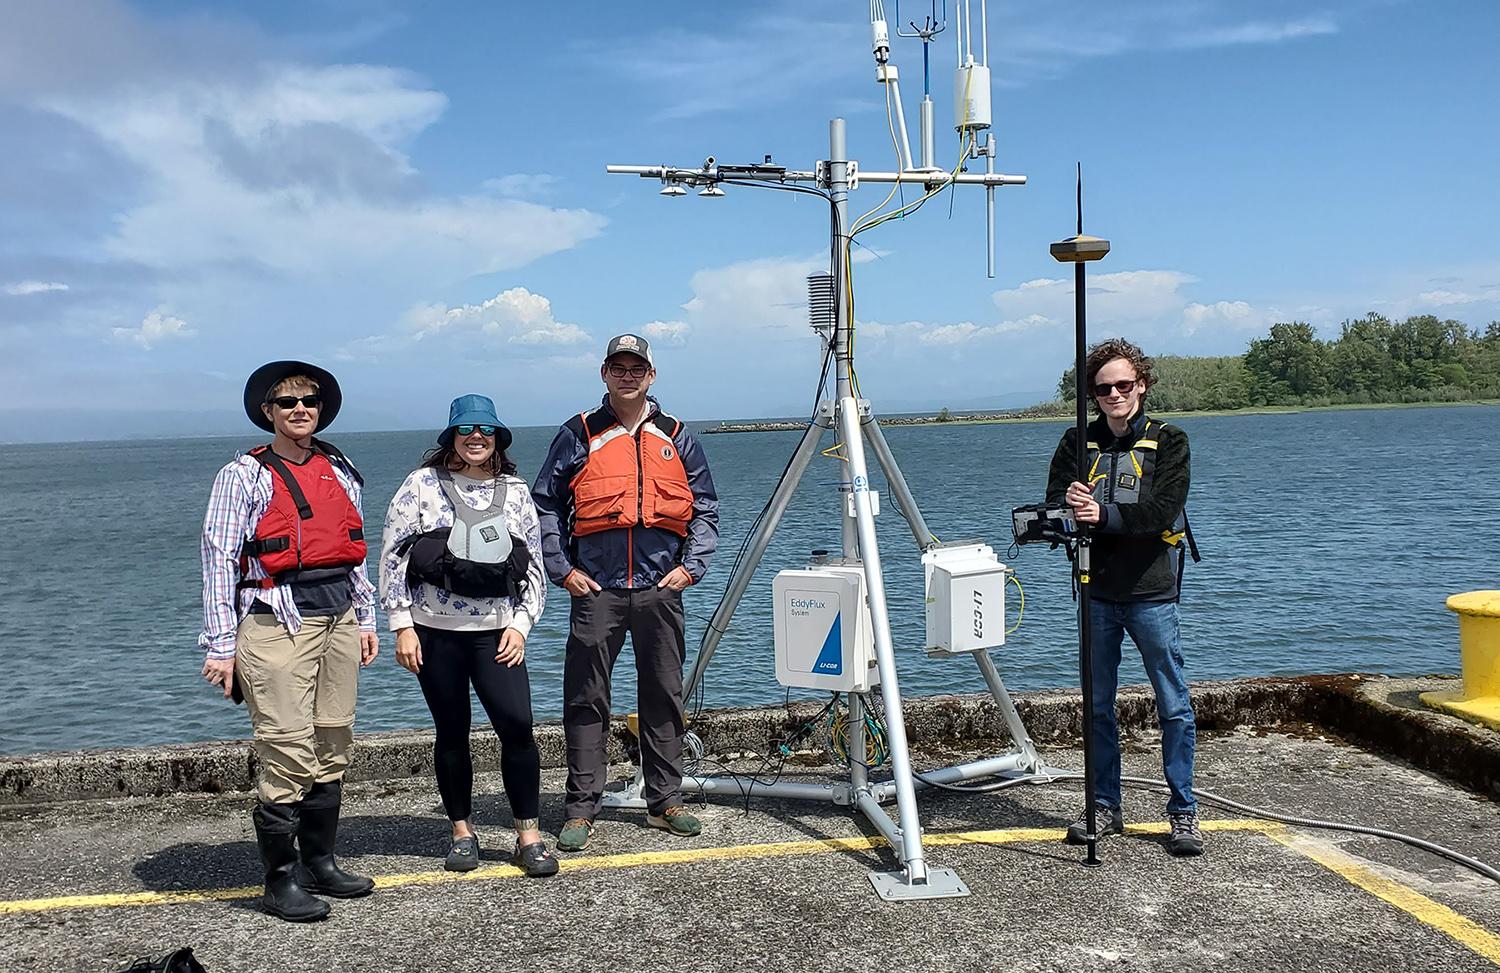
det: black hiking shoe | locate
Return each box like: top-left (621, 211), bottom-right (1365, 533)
top-left (1167, 812), bottom-right (1205, 856)
top-left (1064, 805), bottom-right (1125, 845)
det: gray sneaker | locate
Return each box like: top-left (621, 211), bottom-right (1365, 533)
top-left (1167, 813), bottom-right (1204, 856)
top-left (1064, 805), bottom-right (1124, 845)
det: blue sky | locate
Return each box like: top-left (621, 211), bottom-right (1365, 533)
top-left (2, 0), bottom-right (1497, 439)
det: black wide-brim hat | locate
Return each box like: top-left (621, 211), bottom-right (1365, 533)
top-left (243, 360), bottom-right (343, 433)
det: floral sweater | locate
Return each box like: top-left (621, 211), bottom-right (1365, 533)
top-left (379, 469), bottom-right (546, 634)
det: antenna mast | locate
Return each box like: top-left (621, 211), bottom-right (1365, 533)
top-left (605, 0), bottom-right (1036, 902)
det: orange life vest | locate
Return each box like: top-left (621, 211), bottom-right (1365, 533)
top-left (569, 409), bottom-right (694, 537)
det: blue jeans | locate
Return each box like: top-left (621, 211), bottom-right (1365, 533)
top-left (1088, 599), bottom-right (1197, 815)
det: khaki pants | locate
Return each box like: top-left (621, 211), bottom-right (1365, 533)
top-left (235, 608), bottom-right (360, 804)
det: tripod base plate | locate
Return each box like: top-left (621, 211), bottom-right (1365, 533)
top-left (868, 867), bottom-right (970, 901)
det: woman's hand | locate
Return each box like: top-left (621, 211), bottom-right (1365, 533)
top-left (496, 627), bottom-right (526, 668)
top-left (395, 628), bottom-right (422, 674)
top-left (1065, 480), bottom-right (1101, 525)
top-left (202, 657), bottom-right (236, 699)
top-left (360, 631), bottom-right (379, 667)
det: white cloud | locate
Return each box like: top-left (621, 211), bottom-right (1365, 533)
top-left (15, 24), bottom-right (604, 282)
top-left (994, 269), bottom-right (1199, 325)
top-left (643, 320), bottom-right (691, 345)
top-left (680, 254), bottom-right (826, 332)
top-left (860, 313), bottom-right (1053, 346)
top-left (4, 281), bottom-right (69, 296)
top-left (1181, 300), bottom-right (1281, 336)
top-left (1165, 16), bottom-right (1338, 49)
top-left (343, 287), bottom-right (589, 361)
top-left (610, 2), bottom-right (1345, 116)
top-left (112, 307), bottom-right (195, 349)
top-left (482, 174), bottom-right (561, 199)
top-left (676, 250), bottom-right (881, 335)
top-left (1415, 289), bottom-right (1496, 308)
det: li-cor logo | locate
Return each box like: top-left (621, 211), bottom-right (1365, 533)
top-left (972, 590), bottom-right (985, 639)
top-left (790, 597), bottom-right (828, 611)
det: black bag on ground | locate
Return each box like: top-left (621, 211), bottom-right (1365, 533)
top-left (115, 946), bottom-right (208, 973)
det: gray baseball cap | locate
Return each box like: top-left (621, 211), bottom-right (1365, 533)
top-left (604, 333), bottom-right (653, 366)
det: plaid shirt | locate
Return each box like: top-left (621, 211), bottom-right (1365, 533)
top-left (199, 452), bottom-right (377, 660)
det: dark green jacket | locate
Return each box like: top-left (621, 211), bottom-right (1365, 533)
top-left (1046, 410), bottom-right (1191, 602)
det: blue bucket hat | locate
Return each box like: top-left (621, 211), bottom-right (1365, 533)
top-left (439, 393), bottom-right (512, 449)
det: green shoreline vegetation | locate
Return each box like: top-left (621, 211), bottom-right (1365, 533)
top-left (707, 314), bottom-right (1500, 433)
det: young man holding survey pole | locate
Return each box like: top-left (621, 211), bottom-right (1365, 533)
top-left (1046, 338), bottom-right (1203, 857)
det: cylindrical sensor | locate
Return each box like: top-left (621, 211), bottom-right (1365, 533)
top-left (953, 62), bottom-right (992, 131)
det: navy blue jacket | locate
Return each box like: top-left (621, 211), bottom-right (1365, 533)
top-left (531, 396), bottom-right (719, 590)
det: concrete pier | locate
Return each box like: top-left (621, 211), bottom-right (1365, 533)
top-left (0, 674), bottom-right (1496, 972)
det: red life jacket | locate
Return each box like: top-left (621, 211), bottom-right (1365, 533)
top-left (240, 444), bottom-right (367, 588)
top-left (569, 409), bottom-right (694, 538)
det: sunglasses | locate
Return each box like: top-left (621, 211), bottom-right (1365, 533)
top-left (606, 363), bottom-right (650, 379)
top-left (1091, 379), bottom-right (1140, 398)
top-left (454, 424), bottom-right (497, 437)
top-left (269, 394), bottom-right (322, 410)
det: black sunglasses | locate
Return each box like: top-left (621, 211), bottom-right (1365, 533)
top-left (454, 424), bottom-right (497, 437)
top-left (1091, 379), bottom-right (1139, 398)
top-left (269, 394), bottom-right (322, 410)
top-left (606, 362), bottom-right (650, 379)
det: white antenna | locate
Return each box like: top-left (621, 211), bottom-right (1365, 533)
top-left (870, 0), bottom-right (914, 170)
top-left (604, 3), bottom-right (1031, 903)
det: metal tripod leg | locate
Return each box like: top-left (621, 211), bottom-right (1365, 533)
top-left (862, 414), bottom-right (935, 553)
top-left (974, 651), bottom-right (1042, 771)
top-left (684, 408), bottom-right (832, 700)
top-left (839, 396), bottom-right (967, 900)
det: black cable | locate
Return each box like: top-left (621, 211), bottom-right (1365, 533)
top-left (904, 768), bottom-right (1500, 885)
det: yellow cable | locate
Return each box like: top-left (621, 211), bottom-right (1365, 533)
top-left (1006, 572), bottom-right (1025, 635)
top-left (852, 79), bottom-right (907, 231)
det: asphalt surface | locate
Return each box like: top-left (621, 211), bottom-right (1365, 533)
top-left (0, 726), bottom-right (1496, 973)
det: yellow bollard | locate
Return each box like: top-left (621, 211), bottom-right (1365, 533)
top-left (1419, 590), bottom-right (1500, 731)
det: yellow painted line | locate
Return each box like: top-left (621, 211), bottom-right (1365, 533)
top-left (1268, 829), bottom-right (1500, 967)
top-left (2, 808), bottom-right (1494, 973)
top-left (0, 818), bottom-right (1271, 916)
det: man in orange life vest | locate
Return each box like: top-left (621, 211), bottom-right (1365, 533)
top-left (533, 333), bottom-right (720, 851)
top-left (199, 361), bottom-right (379, 922)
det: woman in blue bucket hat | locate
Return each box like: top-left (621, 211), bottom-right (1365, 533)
top-left (378, 394), bottom-right (558, 877)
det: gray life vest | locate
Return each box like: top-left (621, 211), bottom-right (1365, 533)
top-left (1086, 419), bottom-right (1200, 563)
top-left (437, 470), bottom-right (512, 564)
top-left (398, 470), bottom-right (532, 600)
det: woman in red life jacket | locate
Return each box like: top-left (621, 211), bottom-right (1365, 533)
top-left (379, 394), bottom-right (556, 878)
top-left (198, 361), bottom-right (379, 922)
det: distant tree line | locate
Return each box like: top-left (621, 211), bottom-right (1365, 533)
top-left (1054, 314), bottom-right (1500, 412)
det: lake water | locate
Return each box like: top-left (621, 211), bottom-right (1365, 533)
top-left (1, 405), bottom-right (1495, 756)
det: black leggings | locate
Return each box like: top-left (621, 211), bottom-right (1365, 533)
top-left (413, 625), bottom-right (540, 823)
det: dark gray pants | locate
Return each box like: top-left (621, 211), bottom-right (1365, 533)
top-left (563, 586), bottom-right (686, 819)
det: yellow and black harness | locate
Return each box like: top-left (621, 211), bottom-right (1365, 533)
top-left (1087, 419), bottom-right (1202, 579)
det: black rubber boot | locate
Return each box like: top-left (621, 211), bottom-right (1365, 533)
top-left (296, 780), bottom-right (375, 898)
top-left (253, 803), bottom-right (331, 922)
